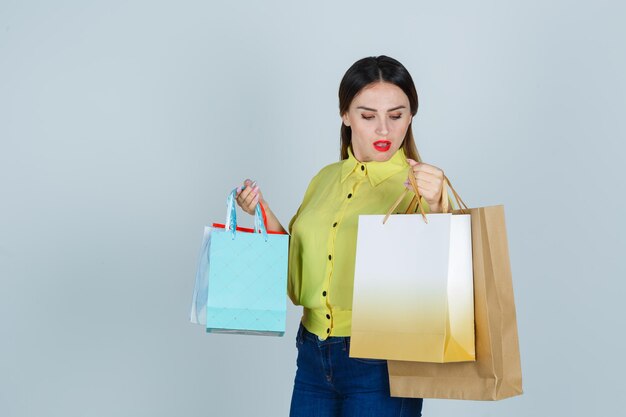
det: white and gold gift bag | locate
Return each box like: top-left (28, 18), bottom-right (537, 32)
top-left (350, 212), bottom-right (475, 363)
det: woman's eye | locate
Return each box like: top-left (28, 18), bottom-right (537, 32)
top-left (361, 114), bottom-right (375, 120)
top-left (390, 114), bottom-right (402, 120)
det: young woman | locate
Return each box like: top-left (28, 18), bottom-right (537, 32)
top-left (236, 56), bottom-right (445, 417)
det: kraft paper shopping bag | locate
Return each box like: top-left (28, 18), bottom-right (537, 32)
top-left (387, 192), bottom-right (523, 399)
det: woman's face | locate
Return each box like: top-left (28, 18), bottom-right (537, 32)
top-left (342, 82), bottom-right (413, 162)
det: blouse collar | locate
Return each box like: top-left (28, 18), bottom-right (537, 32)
top-left (341, 146), bottom-right (409, 187)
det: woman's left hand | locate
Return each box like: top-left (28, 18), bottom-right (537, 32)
top-left (405, 159), bottom-right (445, 213)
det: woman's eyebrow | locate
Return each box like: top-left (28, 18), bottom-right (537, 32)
top-left (356, 105), bottom-right (407, 112)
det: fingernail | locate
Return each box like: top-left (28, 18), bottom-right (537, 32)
top-left (251, 181), bottom-right (257, 188)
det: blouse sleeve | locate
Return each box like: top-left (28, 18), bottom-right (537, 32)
top-left (288, 171), bottom-right (321, 234)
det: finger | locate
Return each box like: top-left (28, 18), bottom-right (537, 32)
top-left (238, 186), bottom-right (253, 202)
top-left (243, 181), bottom-right (258, 195)
top-left (414, 166), bottom-right (444, 182)
top-left (407, 172), bottom-right (437, 189)
top-left (413, 163), bottom-right (444, 177)
top-left (415, 178), bottom-right (442, 196)
top-left (413, 168), bottom-right (443, 183)
top-left (406, 158), bottom-right (419, 167)
top-left (242, 185), bottom-right (259, 207)
top-left (247, 193), bottom-right (260, 213)
top-left (242, 191), bottom-right (256, 209)
top-left (238, 179), bottom-right (255, 195)
top-left (413, 171), bottom-right (437, 185)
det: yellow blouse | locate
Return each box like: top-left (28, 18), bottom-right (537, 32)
top-left (288, 147), bottom-right (433, 339)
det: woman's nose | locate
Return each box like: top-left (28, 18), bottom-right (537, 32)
top-left (376, 119), bottom-right (389, 136)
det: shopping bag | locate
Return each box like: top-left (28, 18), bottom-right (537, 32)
top-left (387, 183), bottom-right (523, 400)
top-left (190, 226), bottom-right (212, 325)
top-left (350, 172), bottom-right (474, 363)
top-left (190, 187), bottom-right (289, 336)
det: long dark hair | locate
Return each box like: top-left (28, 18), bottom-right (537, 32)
top-left (338, 55), bottom-right (421, 162)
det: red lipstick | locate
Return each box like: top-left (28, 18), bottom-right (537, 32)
top-left (373, 140), bottom-right (391, 152)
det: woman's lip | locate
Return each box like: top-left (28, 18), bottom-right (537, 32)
top-left (373, 140), bottom-right (391, 152)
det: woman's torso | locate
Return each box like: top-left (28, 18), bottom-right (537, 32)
top-left (288, 147), bottom-right (427, 339)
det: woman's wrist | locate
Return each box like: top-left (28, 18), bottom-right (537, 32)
top-left (428, 201), bottom-right (442, 213)
top-left (261, 202), bottom-right (287, 234)
top-left (427, 193), bottom-right (446, 213)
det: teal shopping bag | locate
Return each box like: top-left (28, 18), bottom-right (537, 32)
top-left (196, 188), bottom-right (288, 336)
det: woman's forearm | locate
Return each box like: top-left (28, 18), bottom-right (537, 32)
top-left (262, 202), bottom-right (287, 234)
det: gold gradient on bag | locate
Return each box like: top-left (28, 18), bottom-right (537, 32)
top-left (350, 212), bottom-right (475, 363)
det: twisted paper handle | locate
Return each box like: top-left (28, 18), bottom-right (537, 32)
top-left (382, 168), bottom-right (469, 224)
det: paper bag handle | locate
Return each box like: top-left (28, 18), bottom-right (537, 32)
top-left (382, 168), bottom-right (469, 224)
top-left (225, 187), bottom-right (269, 241)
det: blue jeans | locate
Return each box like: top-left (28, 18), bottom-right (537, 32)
top-left (289, 324), bottom-right (423, 417)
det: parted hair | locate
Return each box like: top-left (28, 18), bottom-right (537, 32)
top-left (338, 55), bottom-right (421, 162)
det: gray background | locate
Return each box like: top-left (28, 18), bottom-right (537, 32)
top-left (1, 1), bottom-right (624, 416)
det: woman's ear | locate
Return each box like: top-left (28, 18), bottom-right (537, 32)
top-left (342, 113), bottom-right (351, 127)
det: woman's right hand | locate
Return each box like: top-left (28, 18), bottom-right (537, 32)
top-left (235, 179), bottom-right (262, 215)
top-left (235, 178), bottom-right (287, 234)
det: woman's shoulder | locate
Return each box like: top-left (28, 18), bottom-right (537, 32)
top-left (315, 159), bottom-right (343, 178)
top-left (296, 160), bottom-right (342, 198)
top-left (303, 160), bottom-right (342, 187)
